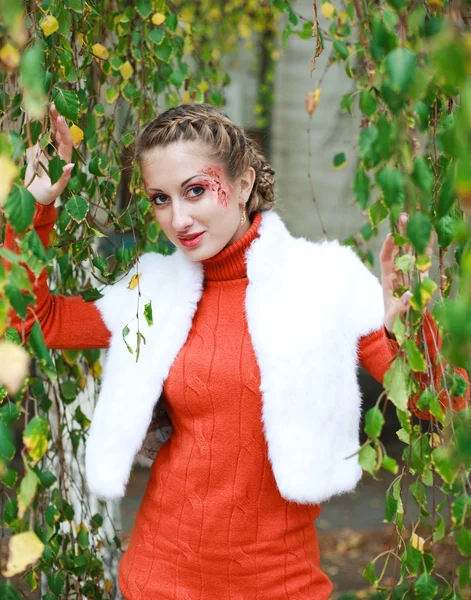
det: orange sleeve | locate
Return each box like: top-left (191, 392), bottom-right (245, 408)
top-left (359, 314), bottom-right (469, 420)
top-left (2, 203), bottom-right (111, 350)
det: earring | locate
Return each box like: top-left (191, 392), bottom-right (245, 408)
top-left (240, 203), bottom-right (247, 226)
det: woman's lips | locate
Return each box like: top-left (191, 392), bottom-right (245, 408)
top-left (177, 232), bottom-right (205, 248)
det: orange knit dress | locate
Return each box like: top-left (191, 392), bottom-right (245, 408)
top-left (3, 204), bottom-right (468, 600)
top-left (117, 213), bottom-right (333, 599)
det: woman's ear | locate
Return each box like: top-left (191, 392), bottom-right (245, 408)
top-left (238, 166), bottom-right (256, 204)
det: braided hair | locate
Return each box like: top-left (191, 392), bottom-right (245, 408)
top-left (137, 104), bottom-right (275, 217)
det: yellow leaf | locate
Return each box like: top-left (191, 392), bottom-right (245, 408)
top-left (119, 60), bottom-right (134, 80)
top-left (92, 43), bottom-right (109, 61)
top-left (182, 90), bottom-right (191, 104)
top-left (339, 10), bottom-right (348, 24)
top-left (0, 341), bottom-right (31, 395)
top-left (69, 124), bottom-right (84, 147)
top-left (430, 433), bottom-right (441, 448)
top-left (321, 2), bottom-right (336, 19)
top-left (411, 532), bottom-right (425, 553)
top-left (105, 579), bottom-right (113, 593)
top-left (152, 12), bottom-right (166, 25)
top-left (0, 157), bottom-right (19, 207)
top-left (0, 43), bottom-right (20, 71)
top-left (198, 81), bottom-right (209, 94)
top-left (128, 273), bottom-right (141, 290)
top-left (305, 88), bottom-right (321, 116)
top-left (39, 15), bottom-right (59, 37)
top-left (239, 21), bottom-right (251, 39)
top-left (105, 86), bottom-right (119, 104)
top-left (2, 531), bottom-right (44, 577)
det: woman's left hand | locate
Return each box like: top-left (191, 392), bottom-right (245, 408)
top-left (379, 213), bottom-right (434, 336)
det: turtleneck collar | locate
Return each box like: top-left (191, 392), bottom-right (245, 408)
top-left (202, 212), bottom-right (262, 282)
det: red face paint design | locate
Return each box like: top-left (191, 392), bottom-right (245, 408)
top-left (198, 166), bottom-right (230, 207)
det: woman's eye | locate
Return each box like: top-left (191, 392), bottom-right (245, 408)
top-left (151, 194), bottom-right (168, 206)
top-left (187, 185), bottom-right (205, 198)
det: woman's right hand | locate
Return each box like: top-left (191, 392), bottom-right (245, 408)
top-left (25, 103), bottom-right (75, 206)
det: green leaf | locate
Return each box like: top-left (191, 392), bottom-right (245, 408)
top-left (1, 467), bottom-right (18, 488)
top-left (38, 470), bottom-right (57, 488)
top-left (359, 444), bottom-right (377, 476)
top-left (136, 0), bottom-right (152, 18)
top-left (333, 40), bottom-right (349, 60)
top-left (155, 38), bottom-right (172, 62)
top-left (384, 358), bottom-right (409, 411)
top-left (381, 455), bottom-right (398, 474)
top-left (23, 416), bottom-right (49, 463)
top-left (359, 126), bottom-right (379, 169)
top-left (18, 467), bottom-right (39, 518)
top-left (376, 166), bottom-right (405, 209)
top-left (0, 582), bottom-right (21, 600)
top-left (402, 340), bottom-right (426, 372)
top-left (457, 528), bottom-right (471, 557)
top-left (407, 212), bottom-right (432, 254)
top-left (384, 47), bottom-right (417, 94)
top-left (412, 157), bottom-right (434, 193)
top-left (432, 446), bottom-right (461, 485)
top-left (48, 155), bottom-right (66, 186)
top-left (18, 230), bottom-right (48, 277)
top-left (359, 89), bottom-right (378, 117)
top-left (0, 402), bottom-right (21, 425)
top-left (368, 200), bottom-right (388, 227)
top-left (364, 407), bottom-right (385, 441)
top-left (362, 561), bottom-right (377, 585)
top-left (340, 93), bottom-right (354, 115)
top-left (333, 152), bottom-right (346, 169)
top-left (28, 321), bottom-right (56, 380)
top-left (4, 328), bottom-right (20, 345)
top-left (452, 495), bottom-right (468, 526)
top-left (149, 28), bottom-right (165, 45)
top-left (77, 523), bottom-right (89, 549)
top-left (53, 88), bottom-right (79, 121)
top-left (65, 195), bottom-right (89, 222)
top-left (4, 284), bottom-right (35, 319)
top-left (122, 325), bottom-right (133, 354)
top-left (405, 543), bottom-right (422, 575)
top-left (0, 420), bottom-right (15, 463)
top-left (436, 216), bottom-right (454, 249)
top-left (60, 381), bottom-right (77, 404)
top-left (144, 301), bottom-right (153, 326)
top-left (47, 571), bottom-right (65, 596)
top-left (433, 514), bottom-right (445, 542)
top-left (4, 185), bottom-right (36, 234)
top-left (385, 491), bottom-right (398, 522)
top-left (414, 573), bottom-right (438, 600)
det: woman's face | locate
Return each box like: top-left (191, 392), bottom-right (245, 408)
top-left (140, 141), bottom-right (254, 262)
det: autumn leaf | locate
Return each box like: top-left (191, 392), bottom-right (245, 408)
top-left (411, 532), bottom-right (425, 553)
top-left (2, 531), bottom-right (45, 577)
top-left (91, 43), bottom-right (109, 60)
top-left (39, 15), bottom-right (59, 37)
top-left (119, 60), bottom-right (134, 80)
top-left (128, 273), bottom-right (141, 290)
top-left (305, 89), bottom-right (321, 116)
top-left (152, 12), bottom-right (166, 25)
top-left (321, 2), bottom-right (335, 19)
top-left (0, 157), bottom-right (19, 206)
top-left (0, 341), bottom-right (31, 395)
top-left (0, 43), bottom-right (20, 71)
top-left (69, 124), bottom-right (84, 147)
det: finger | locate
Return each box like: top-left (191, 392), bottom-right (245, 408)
top-left (397, 212), bottom-right (408, 236)
top-left (56, 116), bottom-right (73, 162)
top-left (49, 163), bottom-right (74, 198)
top-left (380, 234), bottom-right (397, 277)
top-left (50, 103), bottom-right (59, 140)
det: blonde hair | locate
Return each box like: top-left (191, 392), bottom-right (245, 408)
top-left (137, 104), bottom-right (275, 217)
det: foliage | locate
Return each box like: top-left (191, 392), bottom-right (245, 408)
top-left (305, 0), bottom-right (471, 596)
top-left (0, 0), bottom-right (285, 597)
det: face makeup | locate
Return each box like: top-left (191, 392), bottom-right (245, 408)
top-left (198, 166), bottom-right (230, 207)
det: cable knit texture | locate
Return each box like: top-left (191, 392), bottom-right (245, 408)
top-left (118, 213), bottom-right (333, 599)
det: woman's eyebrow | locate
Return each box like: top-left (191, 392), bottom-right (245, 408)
top-left (146, 174), bottom-right (209, 192)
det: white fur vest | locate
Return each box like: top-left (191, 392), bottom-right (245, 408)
top-left (85, 211), bottom-right (384, 504)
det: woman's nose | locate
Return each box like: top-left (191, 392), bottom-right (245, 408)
top-left (171, 203), bottom-right (193, 232)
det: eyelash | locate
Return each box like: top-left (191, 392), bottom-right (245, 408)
top-left (151, 185), bottom-right (206, 206)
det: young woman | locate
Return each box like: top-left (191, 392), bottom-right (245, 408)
top-left (4, 103), bottom-right (467, 599)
